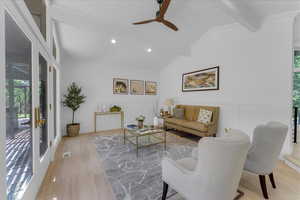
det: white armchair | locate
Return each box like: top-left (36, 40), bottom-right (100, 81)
top-left (244, 122), bottom-right (288, 199)
top-left (161, 129), bottom-right (251, 200)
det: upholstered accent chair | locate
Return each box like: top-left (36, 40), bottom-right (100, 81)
top-left (244, 122), bottom-right (288, 199)
top-left (161, 129), bottom-right (251, 200)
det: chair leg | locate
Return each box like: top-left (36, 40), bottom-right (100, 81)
top-left (162, 182), bottom-right (169, 200)
top-left (259, 175), bottom-right (269, 199)
top-left (269, 173), bottom-right (276, 189)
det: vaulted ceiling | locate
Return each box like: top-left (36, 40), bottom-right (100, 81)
top-left (49, 0), bottom-right (300, 69)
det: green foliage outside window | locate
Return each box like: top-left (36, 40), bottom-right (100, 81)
top-left (6, 80), bottom-right (31, 118)
top-left (294, 51), bottom-right (300, 108)
top-left (293, 73), bottom-right (300, 108)
top-left (295, 51), bottom-right (300, 68)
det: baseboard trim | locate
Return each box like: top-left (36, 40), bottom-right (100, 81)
top-left (81, 128), bottom-right (123, 135)
top-left (284, 155), bottom-right (300, 173)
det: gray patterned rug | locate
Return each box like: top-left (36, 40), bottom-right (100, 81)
top-left (94, 133), bottom-right (196, 200)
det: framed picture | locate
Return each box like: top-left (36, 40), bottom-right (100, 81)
top-left (145, 81), bottom-right (157, 95)
top-left (130, 80), bottom-right (144, 95)
top-left (113, 78), bottom-right (129, 94)
top-left (182, 66), bottom-right (219, 92)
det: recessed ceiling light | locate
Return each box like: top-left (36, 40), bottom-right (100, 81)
top-left (111, 39), bottom-right (116, 44)
top-left (147, 48), bottom-right (152, 53)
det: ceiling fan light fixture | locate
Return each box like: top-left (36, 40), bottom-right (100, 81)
top-left (147, 48), bottom-right (152, 53)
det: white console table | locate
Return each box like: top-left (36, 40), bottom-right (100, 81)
top-left (94, 111), bottom-right (124, 132)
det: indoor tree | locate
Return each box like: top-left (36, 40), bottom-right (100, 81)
top-left (62, 82), bottom-right (86, 124)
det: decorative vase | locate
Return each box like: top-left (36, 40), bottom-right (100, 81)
top-left (67, 123), bottom-right (80, 137)
top-left (102, 105), bottom-right (107, 112)
top-left (138, 120), bottom-right (144, 129)
top-left (153, 116), bottom-right (159, 127)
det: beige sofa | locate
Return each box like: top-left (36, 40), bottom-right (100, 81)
top-left (164, 105), bottom-right (219, 137)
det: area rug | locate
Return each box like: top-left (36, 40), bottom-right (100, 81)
top-left (94, 133), bottom-right (244, 200)
top-left (94, 133), bottom-right (196, 200)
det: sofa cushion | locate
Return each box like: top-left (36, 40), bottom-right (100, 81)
top-left (173, 108), bottom-right (184, 119)
top-left (165, 118), bottom-right (208, 132)
top-left (182, 121), bottom-right (208, 132)
top-left (165, 118), bottom-right (189, 125)
top-left (184, 106), bottom-right (197, 121)
top-left (197, 109), bottom-right (213, 124)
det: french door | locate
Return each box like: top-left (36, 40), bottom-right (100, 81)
top-left (2, 10), bottom-right (53, 200)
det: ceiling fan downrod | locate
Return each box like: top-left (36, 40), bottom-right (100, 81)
top-left (157, 0), bottom-right (164, 5)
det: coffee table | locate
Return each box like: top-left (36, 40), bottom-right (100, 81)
top-left (124, 125), bottom-right (166, 157)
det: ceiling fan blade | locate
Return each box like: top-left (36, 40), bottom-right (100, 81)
top-left (133, 19), bottom-right (156, 25)
top-left (162, 20), bottom-right (178, 31)
top-left (158, 0), bottom-right (171, 19)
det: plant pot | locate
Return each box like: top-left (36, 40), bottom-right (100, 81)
top-left (138, 120), bottom-right (144, 129)
top-left (67, 123), bottom-right (80, 137)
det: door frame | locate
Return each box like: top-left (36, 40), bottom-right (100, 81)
top-left (51, 65), bottom-right (61, 161)
top-left (0, 0), bottom-right (7, 197)
top-left (0, 0), bottom-right (62, 199)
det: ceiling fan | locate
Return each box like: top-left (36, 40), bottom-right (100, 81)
top-left (133, 0), bottom-right (178, 31)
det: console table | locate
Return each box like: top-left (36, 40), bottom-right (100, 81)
top-left (94, 111), bottom-right (124, 132)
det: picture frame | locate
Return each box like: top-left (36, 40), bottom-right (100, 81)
top-left (113, 78), bottom-right (129, 95)
top-left (145, 81), bottom-right (157, 95)
top-left (182, 66), bottom-right (219, 92)
top-left (130, 80), bottom-right (144, 95)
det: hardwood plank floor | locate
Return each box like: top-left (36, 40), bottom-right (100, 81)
top-left (37, 130), bottom-right (300, 200)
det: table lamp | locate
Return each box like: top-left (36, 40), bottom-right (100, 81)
top-left (164, 98), bottom-right (174, 114)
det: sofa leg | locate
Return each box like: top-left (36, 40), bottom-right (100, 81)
top-left (259, 175), bottom-right (269, 199)
top-left (269, 173), bottom-right (276, 189)
top-left (162, 182), bottom-right (169, 200)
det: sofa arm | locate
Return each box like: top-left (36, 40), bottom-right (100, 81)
top-left (162, 157), bottom-right (193, 175)
top-left (206, 122), bottom-right (217, 136)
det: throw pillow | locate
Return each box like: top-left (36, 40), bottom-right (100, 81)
top-left (173, 108), bottom-right (184, 119)
top-left (197, 109), bottom-right (213, 124)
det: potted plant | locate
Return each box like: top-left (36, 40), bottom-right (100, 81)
top-left (136, 115), bottom-right (145, 129)
top-left (62, 82), bottom-right (86, 137)
top-left (110, 105), bottom-right (122, 112)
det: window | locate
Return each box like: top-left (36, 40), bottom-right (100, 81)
top-left (295, 51), bottom-right (300, 68)
top-left (5, 12), bottom-right (33, 199)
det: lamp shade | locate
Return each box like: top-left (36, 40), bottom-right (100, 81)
top-left (164, 99), bottom-right (174, 106)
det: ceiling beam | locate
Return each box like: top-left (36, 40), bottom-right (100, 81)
top-left (218, 0), bottom-right (263, 32)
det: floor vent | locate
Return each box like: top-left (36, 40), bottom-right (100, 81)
top-left (62, 152), bottom-right (72, 158)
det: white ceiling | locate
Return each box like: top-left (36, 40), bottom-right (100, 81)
top-left (50, 0), bottom-right (300, 69)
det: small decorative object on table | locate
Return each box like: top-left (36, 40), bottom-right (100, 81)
top-left (153, 116), bottom-right (159, 127)
top-left (160, 109), bottom-right (164, 117)
top-left (136, 115), bottom-right (145, 128)
top-left (110, 105), bottom-right (121, 112)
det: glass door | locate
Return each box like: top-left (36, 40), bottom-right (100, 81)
top-left (4, 11), bottom-right (52, 200)
top-left (38, 54), bottom-right (48, 158)
top-left (5, 12), bottom-right (33, 200)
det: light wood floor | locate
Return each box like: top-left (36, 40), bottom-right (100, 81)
top-left (291, 143), bottom-right (300, 161)
top-left (37, 130), bottom-right (300, 200)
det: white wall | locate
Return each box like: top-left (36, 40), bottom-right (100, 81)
top-left (60, 59), bottom-right (159, 134)
top-left (159, 14), bottom-right (295, 155)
